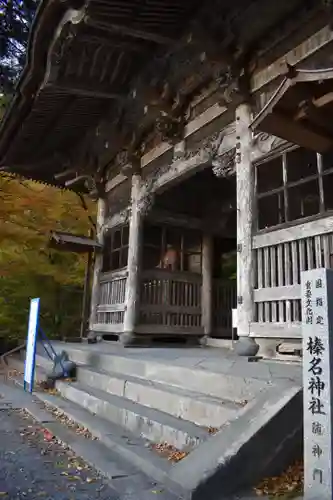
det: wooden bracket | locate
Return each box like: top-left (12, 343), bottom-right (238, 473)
top-left (143, 83), bottom-right (188, 144)
top-left (117, 144), bottom-right (142, 178)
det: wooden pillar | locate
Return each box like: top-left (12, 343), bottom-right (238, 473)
top-left (201, 234), bottom-right (213, 338)
top-left (80, 229), bottom-right (93, 339)
top-left (122, 173), bottom-right (143, 344)
top-left (88, 198), bottom-right (106, 332)
top-left (235, 103), bottom-right (258, 356)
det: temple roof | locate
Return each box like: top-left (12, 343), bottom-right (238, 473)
top-left (49, 230), bottom-right (102, 253)
top-left (251, 66), bottom-right (333, 153)
top-left (0, 0), bottom-right (316, 189)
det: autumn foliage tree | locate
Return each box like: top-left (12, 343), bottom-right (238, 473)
top-left (0, 173), bottom-right (95, 344)
top-left (0, 8), bottom-right (96, 346)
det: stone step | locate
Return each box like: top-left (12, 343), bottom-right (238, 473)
top-left (7, 350), bottom-right (303, 499)
top-left (4, 376), bottom-right (181, 497)
top-left (13, 352), bottom-right (234, 432)
top-left (34, 348), bottom-right (239, 427)
top-left (56, 381), bottom-right (209, 450)
top-left (77, 365), bottom-right (240, 428)
top-left (44, 344), bottom-right (268, 403)
top-left (9, 354), bottom-right (209, 450)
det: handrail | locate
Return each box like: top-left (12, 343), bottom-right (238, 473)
top-left (0, 342), bottom-right (26, 367)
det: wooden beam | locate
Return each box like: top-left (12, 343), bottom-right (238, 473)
top-left (249, 322), bottom-right (301, 339)
top-left (54, 168), bottom-right (77, 181)
top-left (251, 25), bottom-right (333, 92)
top-left (105, 103), bottom-right (228, 192)
top-left (104, 26), bottom-right (333, 195)
top-left (253, 214), bottom-right (333, 249)
top-left (85, 17), bottom-right (175, 45)
top-left (45, 81), bottom-right (124, 100)
top-left (259, 111), bottom-right (333, 153)
top-left (136, 325), bottom-right (204, 335)
top-left (79, 35), bottom-right (147, 52)
top-left (91, 323), bottom-right (124, 334)
top-left (294, 101), bottom-right (333, 136)
top-left (147, 209), bottom-right (204, 230)
top-left (254, 285), bottom-right (301, 302)
top-left (100, 269), bottom-right (128, 282)
top-left (103, 209), bottom-right (128, 231)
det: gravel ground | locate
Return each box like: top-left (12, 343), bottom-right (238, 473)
top-left (0, 408), bottom-right (119, 500)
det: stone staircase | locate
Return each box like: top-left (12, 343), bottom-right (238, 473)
top-left (8, 342), bottom-right (302, 499)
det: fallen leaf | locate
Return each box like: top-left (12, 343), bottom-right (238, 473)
top-left (43, 429), bottom-right (54, 442)
top-left (86, 477), bottom-right (95, 483)
top-left (207, 426), bottom-right (219, 435)
top-left (151, 442), bottom-right (189, 462)
top-left (254, 460), bottom-right (303, 497)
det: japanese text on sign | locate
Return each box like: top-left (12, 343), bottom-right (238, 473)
top-left (302, 269), bottom-right (333, 499)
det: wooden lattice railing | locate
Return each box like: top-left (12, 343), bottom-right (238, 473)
top-left (95, 270), bottom-right (127, 331)
top-left (251, 215), bottom-right (333, 338)
top-left (139, 269), bottom-right (203, 334)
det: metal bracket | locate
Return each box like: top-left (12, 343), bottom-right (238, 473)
top-left (237, 295), bottom-right (243, 305)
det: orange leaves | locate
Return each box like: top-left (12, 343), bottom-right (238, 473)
top-left (151, 442), bottom-right (189, 463)
top-left (254, 461), bottom-right (303, 497)
top-left (0, 173), bottom-right (95, 341)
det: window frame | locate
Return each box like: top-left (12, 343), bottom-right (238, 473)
top-left (255, 146), bottom-right (333, 233)
top-left (102, 224), bottom-right (129, 273)
top-left (143, 223), bottom-right (202, 273)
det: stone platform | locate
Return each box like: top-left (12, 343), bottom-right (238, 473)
top-left (8, 341), bottom-right (303, 499)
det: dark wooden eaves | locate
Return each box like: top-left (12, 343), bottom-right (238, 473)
top-left (251, 66), bottom-right (333, 152)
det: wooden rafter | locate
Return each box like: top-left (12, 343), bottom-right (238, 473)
top-left (79, 35), bottom-right (147, 52)
top-left (251, 66), bottom-right (333, 152)
top-left (45, 81), bottom-right (125, 101)
top-left (84, 17), bottom-right (175, 45)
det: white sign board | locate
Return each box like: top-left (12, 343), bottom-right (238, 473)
top-left (301, 269), bottom-right (333, 500)
top-left (24, 298), bottom-right (40, 393)
top-left (232, 308), bottom-right (238, 329)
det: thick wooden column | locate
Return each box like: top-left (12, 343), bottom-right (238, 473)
top-left (88, 198), bottom-right (106, 333)
top-left (235, 103), bottom-right (258, 356)
top-left (80, 229), bottom-right (93, 338)
top-left (201, 234), bottom-right (213, 338)
top-left (122, 173), bottom-right (143, 344)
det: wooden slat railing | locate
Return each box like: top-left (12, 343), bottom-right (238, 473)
top-left (251, 215), bottom-right (333, 337)
top-left (94, 269), bottom-right (127, 331)
top-left (139, 269), bottom-right (203, 334)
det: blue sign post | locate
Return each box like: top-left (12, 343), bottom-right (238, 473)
top-left (23, 298), bottom-right (40, 393)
